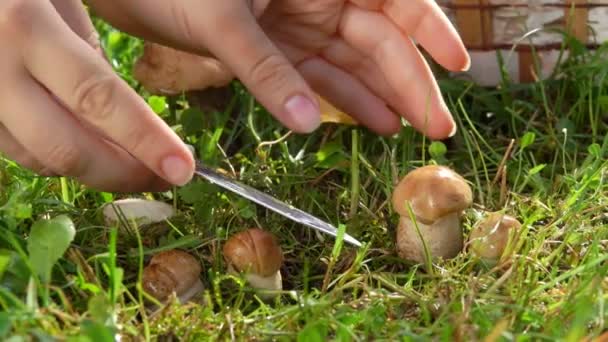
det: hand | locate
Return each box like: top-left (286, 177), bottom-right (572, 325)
top-left (0, 0), bottom-right (195, 192)
top-left (88, 0), bottom-right (469, 138)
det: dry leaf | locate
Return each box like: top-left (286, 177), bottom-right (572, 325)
top-left (318, 96), bottom-right (358, 125)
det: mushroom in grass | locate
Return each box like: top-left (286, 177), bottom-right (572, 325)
top-left (468, 212), bottom-right (522, 266)
top-left (223, 228), bottom-right (283, 298)
top-left (392, 165), bottom-right (473, 264)
top-left (142, 249), bottom-right (204, 303)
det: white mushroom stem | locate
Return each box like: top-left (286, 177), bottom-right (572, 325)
top-left (227, 264), bottom-right (282, 299)
top-left (177, 278), bottom-right (205, 303)
top-left (396, 213), bottom-right (463, 264)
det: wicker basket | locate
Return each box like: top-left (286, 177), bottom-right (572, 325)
top-left (437, 1), bottom-right (608, 85)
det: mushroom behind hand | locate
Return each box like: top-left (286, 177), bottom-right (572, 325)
top-left (468, 212), bottom-right (522, 266)
top-left (133, 42), bottom-right (233, 95)
top-left (223, 228), bottom-right (283, 299)
top-left (392, 165), bottom-right (473, 264)
top-left (133, 42), bottom-right (358, 129)
top-left (142, 249), bottom-right (204, 304)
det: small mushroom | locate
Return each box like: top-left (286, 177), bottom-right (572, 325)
top-left (142, 249), bottom-right (204, 303)
top-left (468, 212), bottom-right (521, 265)
top-left (392, 165), bottom-right (473, 263)
top-left (223, 228), bottom-right (283, 298)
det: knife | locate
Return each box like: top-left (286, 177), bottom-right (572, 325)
top-left (193, 161), bottom-right (362, 247)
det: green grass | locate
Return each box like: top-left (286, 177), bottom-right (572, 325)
top-left (1, 20), bottom-right (608, 342)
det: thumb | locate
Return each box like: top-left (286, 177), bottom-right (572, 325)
top-left (199, 2), bottom-right (321, 133)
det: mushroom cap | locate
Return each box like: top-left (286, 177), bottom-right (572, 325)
top-left (223, 228), bottom-right (283, 277)
top-left (132, 42), bottom-right (233, 95)
top-left (469, 212), bottom-right (522, 261)
top-left (142, 249), bottom-right (203, 301)
top-left (102, 198), bottom-right (175, 226)
top-left (392, 165), bottom-right (473, 224)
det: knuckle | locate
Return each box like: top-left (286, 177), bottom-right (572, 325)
top-left (0, 0), bottom-right (35, 37)
top-left (45, 143), bottom-right (83, 176)
top-left (122, 123), bottom-right (150, 154)
top-left (247, 53), bottom-right (292, 92)
top-left (74, 74), bottom-right (119, 121)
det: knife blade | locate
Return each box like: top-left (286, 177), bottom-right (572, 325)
top-left (193, 161), bottom-right (362, 247)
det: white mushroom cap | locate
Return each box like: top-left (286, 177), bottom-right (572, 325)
top-left (102, 198), bottom-right (175, 227)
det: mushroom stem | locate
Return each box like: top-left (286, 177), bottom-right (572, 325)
top-left (177, 278), bottom-right (205, 303)
top-left (227, 264), bottom-right (282, 300)
top-left (396, 213), bottom-right (464, 264)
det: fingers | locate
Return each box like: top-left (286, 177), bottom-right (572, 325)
top-left (352, 0), bottom-right (469, 71)
top-left (297, 58), bottom-right (400, 136)
top-left (51, 0), bottom-right (100, 50)
top-left (322, 39), bottom-right (402, 115)
top-left (387, 0), bottom-right (470, 72)
top-left (0, 124), bottom-right (49, 175)
top-left (339, 5), bottom-right (456, 139)
top-left (250, 0), bottom-right (272, 18)
top-left (16, 0), bottom-right (195, 186)
top-left (0, 71), bottom-right (170, 192)
top-left (196, 2), bottom-right (321, 133)
top-left (88, 0), bottom-right (322, 134)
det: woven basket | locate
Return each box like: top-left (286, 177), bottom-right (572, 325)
top-left (437, 1), bottom-right (608, 85)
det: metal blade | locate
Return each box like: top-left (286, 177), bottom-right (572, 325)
top-left (193, 161), bottom-right (362, 247)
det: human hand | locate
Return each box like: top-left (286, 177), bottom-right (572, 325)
top-left (87, 0), bottom-right (469, 139)
top-left (0, 0), bottom-right (195, 192)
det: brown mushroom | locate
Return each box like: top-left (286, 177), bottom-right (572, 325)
top-left (133, 42), bottom-right (358, 129)
top-left (142, 249), bottom-right (203, 303)
top-left (392, 165), bottom-right (473, 263)
top-left (468, 212), bottom-right (521, 265)
top-left (133, 42), bottom-right (233, 95)
top-left (223, 228), bottom-right (283, 297)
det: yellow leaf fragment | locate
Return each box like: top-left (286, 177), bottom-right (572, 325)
top-left (317, 96), bottom-right (358, 125)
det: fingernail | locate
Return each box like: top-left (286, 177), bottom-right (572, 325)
top-left (461, 56), bottom-right (471, 72)
top-left (284, 95), bottom-right (321, 133)
top-left (161, 156), bottom-right (193, 186)
top-left (448, 122), bottom-right (458, 137)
